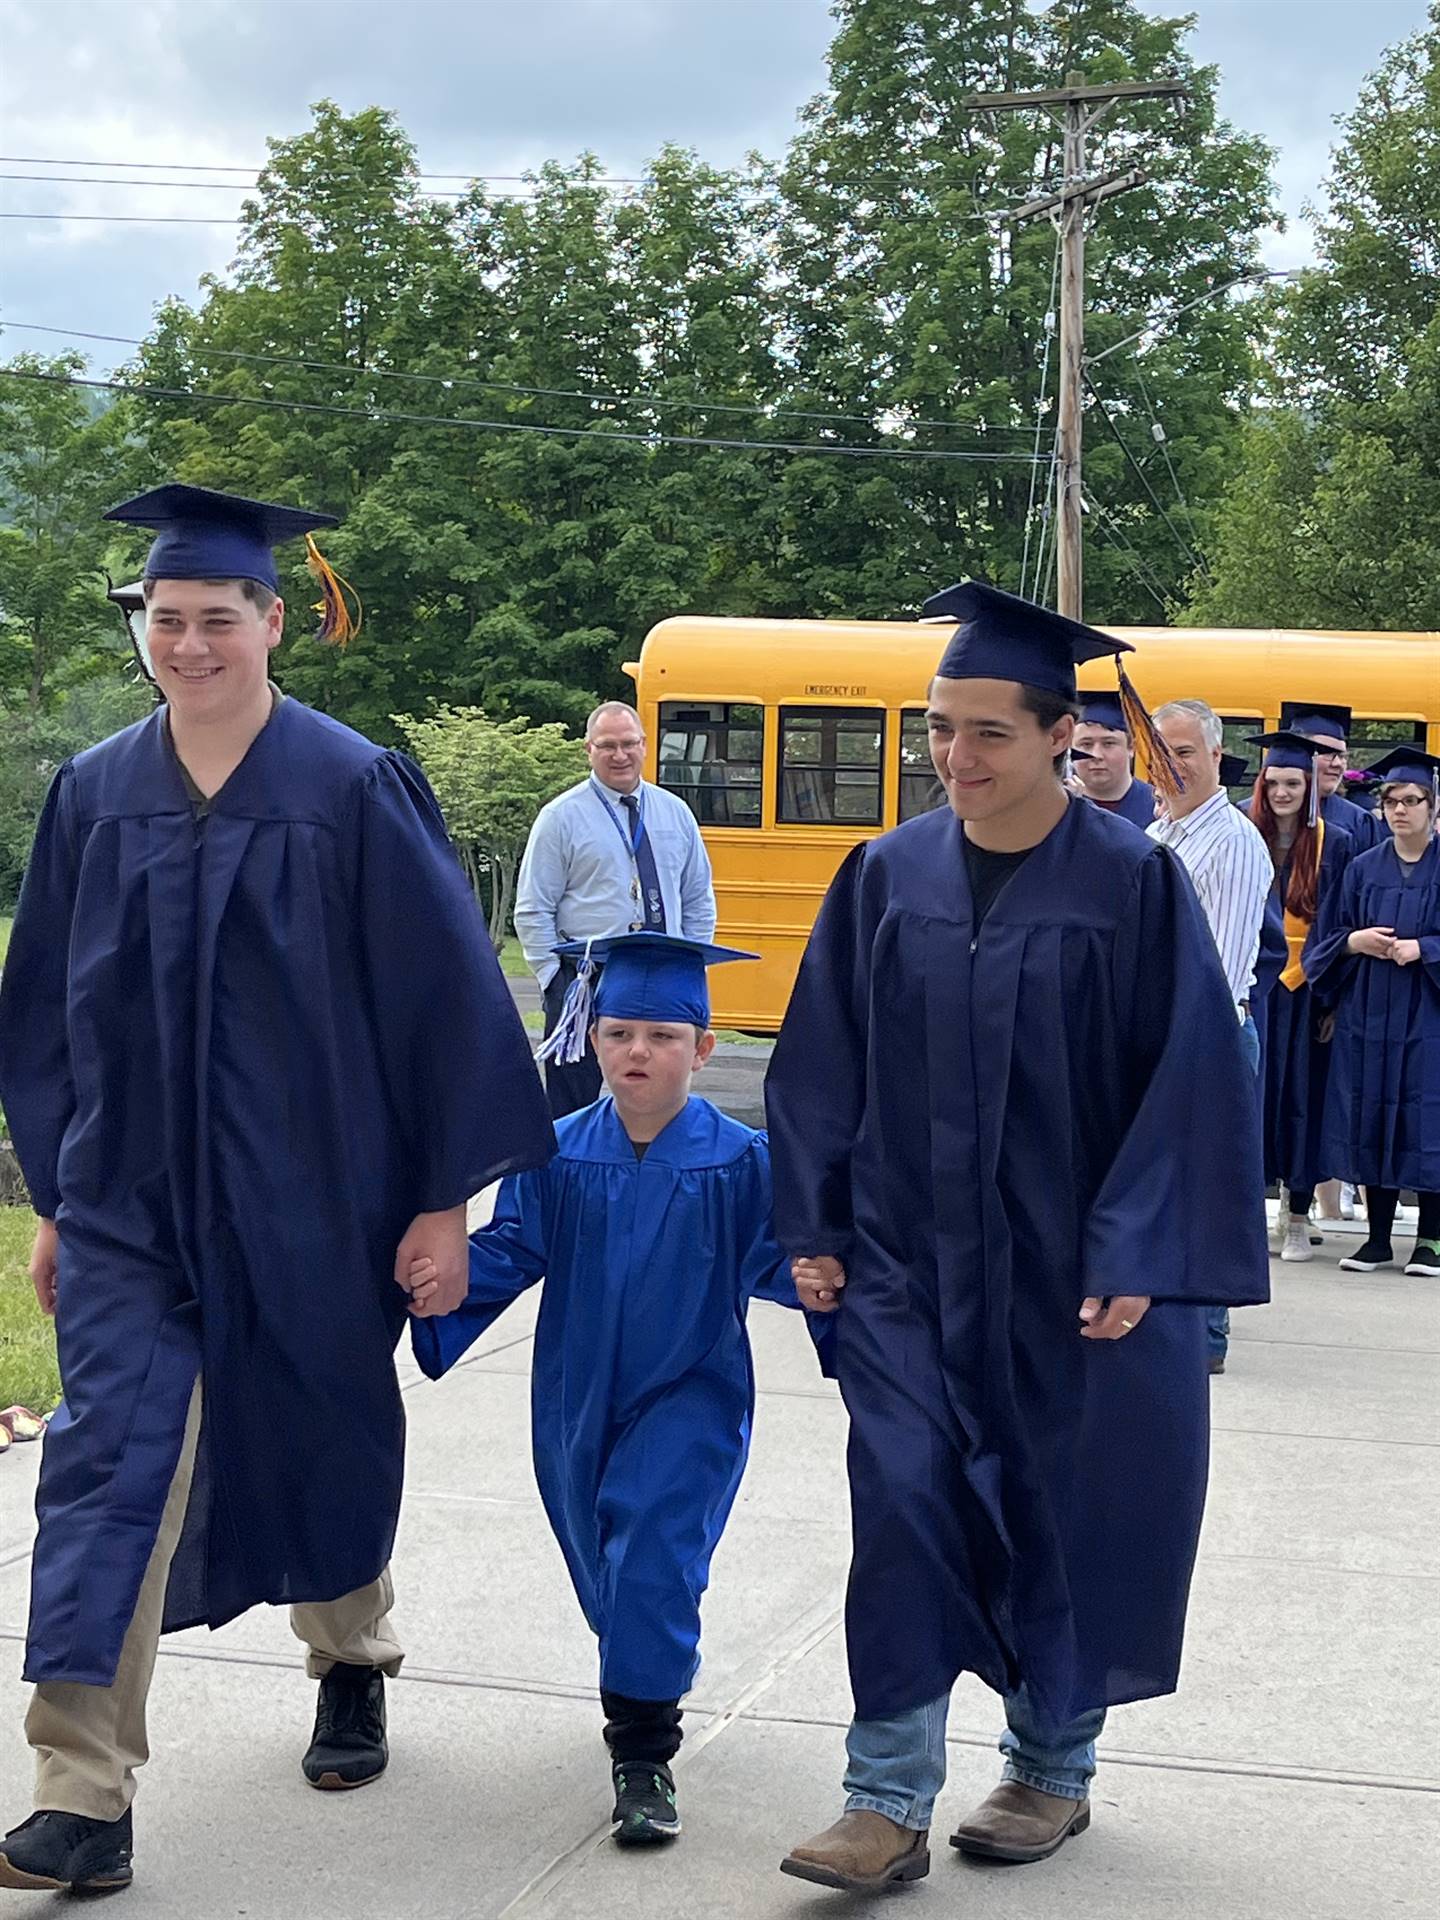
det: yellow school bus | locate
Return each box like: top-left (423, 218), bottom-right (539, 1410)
top-left (623, 617), bottom-right (1440, 1034)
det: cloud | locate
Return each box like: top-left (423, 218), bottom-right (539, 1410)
top-left (0, 0), bottom-right (1427, 361)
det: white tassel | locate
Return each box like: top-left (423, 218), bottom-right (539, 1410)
top-left (536, 945), bottom-right (597, 1066)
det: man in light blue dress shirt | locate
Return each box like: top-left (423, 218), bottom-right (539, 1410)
top-left (515, 701), bottom-right (717, 1115)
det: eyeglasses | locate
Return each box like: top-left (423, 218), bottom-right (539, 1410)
top-left (591, 738), bottom-right (644, 754)
top-left (1383, 793), bottom-right (1431, 810)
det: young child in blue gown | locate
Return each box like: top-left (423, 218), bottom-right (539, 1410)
top-left (408, 933), bottom-right (837, 1846)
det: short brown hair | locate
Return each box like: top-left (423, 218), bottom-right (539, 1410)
top-left (142, 577), bottom-right (278, 614)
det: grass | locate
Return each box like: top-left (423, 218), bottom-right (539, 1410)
top-left (497, 939), bottom-right (531, 979)
top-left (0, 1207), bottom-right (59, 1416)
top-left (0, 916), bottom-right (10, 964)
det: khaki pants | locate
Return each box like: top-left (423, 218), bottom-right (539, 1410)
top-left (26, 1386), bottom-right (403, 1820)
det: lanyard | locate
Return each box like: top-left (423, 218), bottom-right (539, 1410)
top-left (591, 780), bottom-right (648, 862)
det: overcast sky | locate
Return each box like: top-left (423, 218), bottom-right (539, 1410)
top-left (0, 0), bottom-right (1426, 371)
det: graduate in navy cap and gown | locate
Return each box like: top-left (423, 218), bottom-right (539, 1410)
top-left (411, 932), bottom-right (829, 1849)
top-left (1069, 689), bottom-right (1157, 828)
top-left (1221, 752), bottom-right (1289, 1104)
top-left (769, 581), bottom-right (1268, 1895)
top-left (1310, 746), bottom-right (1440, 1276)
top-left (1244, 730), bottom-right (1356, 1265)
top-left (0, 486), bottom-right (553, 1895)
top-left (1277, 702), bottom-right (1386, 851)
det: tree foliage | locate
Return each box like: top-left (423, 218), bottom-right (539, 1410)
top-left (391, 708), bottom-right (586, 947)
top-left (1190, 6), bottom-right (1440, 629)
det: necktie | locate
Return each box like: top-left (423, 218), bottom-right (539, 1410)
top-left (621, 794), bottom-right (667, 931)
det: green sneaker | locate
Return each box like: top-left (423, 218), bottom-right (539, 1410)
top-left (611, 1761), bottom-right (681, 1846)
top-left (1404, 1240), bottom-right (1440, 1278)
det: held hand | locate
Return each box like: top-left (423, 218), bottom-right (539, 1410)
top-left (793, 1254), bottom-right (846, 1313)
top-left (1391, 938), bottom-right (1422, 967)
top-left (1079, 1294), bottom-right (1151, 1341)
top-left (29, 1219), bottom-right (59, 1317)
top-left (394, 1206), bottom-right (468, 1319)
top-left (1348, 927), bottom-right (1396, 959)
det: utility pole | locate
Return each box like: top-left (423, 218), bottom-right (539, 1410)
top-left (963, 75), bottom-right (1187, 619)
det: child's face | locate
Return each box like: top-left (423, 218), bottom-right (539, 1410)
top-left (594, 1018), bottom-right (716, 1122)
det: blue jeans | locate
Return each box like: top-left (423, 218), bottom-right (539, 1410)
top-left (844, 1686), bottom-right (1105, 1832)
top-left (1208, 1012), bottom-right (1262, 1360)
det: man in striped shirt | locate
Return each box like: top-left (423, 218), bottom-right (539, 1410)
top-left (1148, 700), bottom-right (1273, 1376)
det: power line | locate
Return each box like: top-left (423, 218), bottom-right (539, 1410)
top-left (1082, 491), bottom-right (1175, 611)
top-left (0, 211), bottom-right (242, 226)
top-left (1082, 370), bottom-right (1204, 575)
top-left (0, 364), bottom-right (1047, 465)
top-left (1086, 268), bottom-right (1296, 365)
top-left (1130, 365), bottom-right (1206, 562)
top-left (1, 320), bottom-right (1041, 440)
top-left (0, 153), bottom-right (656, 184)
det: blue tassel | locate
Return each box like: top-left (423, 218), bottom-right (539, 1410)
top-left (535, 948), bottom-right (597, 1066)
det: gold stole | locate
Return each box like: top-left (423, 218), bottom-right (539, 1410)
top-left (1279, 818), bottom-right (1324, 992)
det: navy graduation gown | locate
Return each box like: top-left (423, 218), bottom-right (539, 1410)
top-left (0, 700), bottom-right (553, 1684)
top-left (1310, 838), bottom-right (1440, 1191)
top-left (412, 1096), bottom-right (807, 1700)
top-left (764, 798), bottom-right (1268, 1729)
top-left (1089, 775), bottom-right (1156, 829)
top-left (1323, 788), bottom-right (1385, 852)
top-left (1262, 825), bottom-right (1354, 1193)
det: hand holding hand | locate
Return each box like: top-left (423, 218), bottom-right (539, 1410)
top-left (394, 1206), bottom-right (468, 1318)
top-left (1391, 938), bottom-right (1421, 967)
top-left (793, 1254), bottom-right (846, 1313)
top-left (1079, 1294), bottom-right (1150, 1341)
top-left (1349, 926), bottom-right (1396, 959)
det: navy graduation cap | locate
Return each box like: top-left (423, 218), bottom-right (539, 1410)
top-left (922, 580), bottom-right (1130, 700)
top-left (1280, 701), bottom-right (1351, 743)
top-left (1363, 743), bottom-right (1440, 799)
top-left (1076, 690), bottom-right (1129, 734)
top-left (103, 484), bottom-right (359, 644)
top-left (1218, 750), bottom-right (1252, 788)
top-left (1249, 728), bottom-right (1324, 825)
top-left (537, 933), bottom-right (758, 1066)
top-left (920, 579), bottom-right (1184, 796)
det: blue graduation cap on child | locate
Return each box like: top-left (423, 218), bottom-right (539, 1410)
top-left (537, 932), bottom-right (758, 1066)
top-left (1076, 690), bottom-right (1130, 735)
top-left (103, 483), bottom-right (360, 644)
top-left (920, 579), bottom-right (1182, 796)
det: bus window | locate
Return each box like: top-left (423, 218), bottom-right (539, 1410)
top-left (1219, 717), bottom-right (1263, 793)
top-left (657, 702), bottom-right (763, 826)
top-left (899, 709), bottom-right (946, 822)
top-left (1351, 717), bottom-right (1426, 764)
top-left (779, 708), bottom-right (884, 825)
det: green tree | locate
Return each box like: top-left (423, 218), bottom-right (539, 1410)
top-left (764, 0), bottom-right (1278, 620)
top-left (0, 354), bottom-right (134, 708)
top-left (1190, 7), bottom-right (1440, 628)
top-left (392, 708), bottom-right (585, 946)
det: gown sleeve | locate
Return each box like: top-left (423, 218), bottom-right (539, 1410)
top-left (1307, 852), bottom-right (1365, 1002)
top-left (0, 766), bottom-right (82, 1218)
top-left (1083, 848), bottom-right (1270, 1307)
top-left (736, 1134), bottom-right (839, 1378)
top-left (409, 1169), bottom-right (549, 1379)
top-left (355, 753), bottom-right (555, 1213)
top-left (764, 844), bottom-right (872, 1260)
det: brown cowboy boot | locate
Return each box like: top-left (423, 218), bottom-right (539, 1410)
top-left (949, 1781), bottom-right (1090, 1862)
top-left (781, 1809), bottom-right (930, 1891)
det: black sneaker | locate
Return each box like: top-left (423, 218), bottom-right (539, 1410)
top-left (611, 1761), bottom-right (681, 1846)
top-left (1207, 1355), bottom-right (1226, 1376)
top-left (1405, 1240), bottom-right (1440, 1278)
top-left (0, 1807), bottom-right (133, 1892)
top-left (302, 1663), bottom-right (388, 1790)
top-left (1339, 1240), bottom-right (1396, 1272)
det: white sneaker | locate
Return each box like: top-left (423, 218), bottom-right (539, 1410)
top-left (1280, 1220), bottom-right (1314, 1262)
top-left (1339, 1184), bottom-right (1357, 1221)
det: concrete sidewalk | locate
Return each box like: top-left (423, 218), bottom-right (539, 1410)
top-left (1, 1231), bottom-right (1436, 1916)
